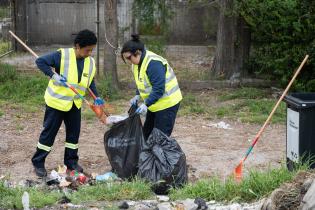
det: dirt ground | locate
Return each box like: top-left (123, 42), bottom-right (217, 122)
top-left (0, 102), bottom-right (286, 182)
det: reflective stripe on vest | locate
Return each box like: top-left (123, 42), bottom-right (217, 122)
top-left (44, 48), bottom-right (96, 111)
top-left (133, 50), bottom-right (182, 112)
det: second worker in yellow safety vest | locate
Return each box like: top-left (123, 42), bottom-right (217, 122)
top-left (31, 29), bottom-right (104, 177)
top-left (121, 34), bottom-right (182, 140)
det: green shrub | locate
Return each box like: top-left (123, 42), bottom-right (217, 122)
top-left (0, 63), bottom-right (17, 82)
top-left (237, 0), bottom-right (315, 91)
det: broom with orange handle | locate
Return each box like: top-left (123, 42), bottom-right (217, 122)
top-left (9, 30), bottom-right (109, 123)
top-left (234, 55), bottom-right (309, 181)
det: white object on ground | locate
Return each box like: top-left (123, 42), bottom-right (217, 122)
top-left (208, 121), bottom-right (232, 129)
top-left (156, 195), bottom-right (170, 202)
top-left (22, 191), bottom-right (29, 210)
top-left (50, 170), bottom-right (62, 181)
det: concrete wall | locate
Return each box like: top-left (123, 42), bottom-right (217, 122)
top-left (27, 0), bottom-right (102, 45)
top-left (16, 0), bottom-right (218, 46)
top-left (167, 1), bottom-right (218, 45)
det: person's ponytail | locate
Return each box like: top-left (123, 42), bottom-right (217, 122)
top-left (120, 34), bottom-right (145, 62)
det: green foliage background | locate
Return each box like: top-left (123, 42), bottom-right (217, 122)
top-left (236, 0), bottom-right (315, 91)
top-left (132, 0), bottom-right (173, 36)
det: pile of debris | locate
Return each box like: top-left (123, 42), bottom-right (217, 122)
top-left (261, 170), bottom-right (315, 210)
top-left (43, 165), bottom-right (119, 190)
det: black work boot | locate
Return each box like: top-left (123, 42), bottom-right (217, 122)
top-left (67, 163), bottom-right (83, 173)
top-left (32, 149), bottom-right (49, 177)
top-left (64, 148), bottom-right (82, 172)
top-left (33, 166), bottom-right (47, 177)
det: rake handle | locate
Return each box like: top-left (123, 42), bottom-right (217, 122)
top-left (243, 55), bottom-right (309, 162)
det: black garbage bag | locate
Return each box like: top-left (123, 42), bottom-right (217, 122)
top-left (104, 107), bottom-right (145, 179)
top-left (138, 128), bottom-right (188, 194)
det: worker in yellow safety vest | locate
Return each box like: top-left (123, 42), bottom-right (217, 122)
top-left (31, 29), bottom-right (104, 177)
top-left (121, 34), bottom-right (182, 140)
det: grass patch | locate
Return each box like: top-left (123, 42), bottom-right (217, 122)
top-left (179, 88), bottom-right (286, 124)
top-left (170, 164), bottom-right (308, 203)
top-left (69, 179), bottom-right (153, 203)
top-left (0, 63), bottom-right (48, 109)
top-left (0, 183), bottom-right (62, 209)
top-left (179, 93), bottom-right (206, 115)
top-left (218, 87), bottom-right (268, 101)
top-left (1, 164), bottom-right (312, 208)
top-left (0, 40), bottom-right (11, 55)
top-left (0, 64), bottom-right (124, 115)
top-left (0, 179), bottom-right (152, 209)
top-left (175, 68), bottom-right (209, 81)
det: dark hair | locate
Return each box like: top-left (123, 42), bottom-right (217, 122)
top-left (121, 34), bottom-right (145, 62)
top-left (74, 29), bottom-right (97, 48)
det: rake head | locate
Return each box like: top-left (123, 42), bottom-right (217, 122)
top-left (90, 104), bottom-right (107, 123)
top-left (234, 160), bottom-right (243, 182)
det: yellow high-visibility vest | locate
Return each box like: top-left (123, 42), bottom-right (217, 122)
top-left (44, 48), bottom-right (96, 111)
top-left (133, 50), bottom-right (182, 112)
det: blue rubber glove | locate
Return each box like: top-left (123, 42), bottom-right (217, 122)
top-left (130, 95), bottom-right (141, 107)
top-left (136, 103), bottom-right (147, 114)
top-left (94, 97), bottom-right (105, 106)
top-left (52, 73), bottom-right (67, 87)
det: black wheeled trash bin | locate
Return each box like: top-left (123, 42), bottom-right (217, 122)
top-left (283, 93), bottom-right (315, 171)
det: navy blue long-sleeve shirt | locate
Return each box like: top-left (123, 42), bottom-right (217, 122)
top-left (136, 50), bottom-right (166, 107)
top-left (35, 51), bottom-right (99, 97)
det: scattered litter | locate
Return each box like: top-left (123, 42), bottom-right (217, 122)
top-left (77, 173), bottom-right (87, 184)
top-left (91, 172), bottom-right (98, 179)
top-left (127, 201), bottom-right (136, 206)
top-left (194, 197), bottom-right (208, 209)
top-left (207, 200), bottom-right (216, 205)
top-left (61, 203), bottom-right (83, 208)
top-left (157, 195), bottom-right (170, 202)
top-left (22, 191), bottom-right (30, 210)
top-left (118, 201), bottom-right (129, 209)
top-left (50, 170), bottom-right (62, 181)
top-left (208, 121), bottom-right (232, 129)
top-left (177, 199), bottom-right (198, 210)
top-left (58, 165), bottom-right (67, 174)
top-left (95, 172), bottom-right (118, 182)
top-left (175, 203), bottom-right (185, 210)
top-left (59, 180), bottom-right (72, 187)
top-left (18, 180), bottom-right (27, 187)
top-left (46, 178), bottom-right (60, 186)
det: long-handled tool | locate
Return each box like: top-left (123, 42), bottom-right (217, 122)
top-left (9, 30), bottom-right (108, 123)
top-left (234, 55), bottom-right (309, 182)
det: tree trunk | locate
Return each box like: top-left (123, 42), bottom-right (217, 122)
top-left (12, 0), bottom-right (28, 51)
top-left (104, 0), bottom-right (119, 89)
top-left (211, 0), bottom-right (250, 81)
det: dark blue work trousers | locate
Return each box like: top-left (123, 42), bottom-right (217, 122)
top-left (143, 103), bottom-right (180, 140)
top-left (32, 104), bottom-right (81, 168)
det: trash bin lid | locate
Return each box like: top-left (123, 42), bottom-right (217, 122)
top-left (283, 93), bottom-right (315, 109)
